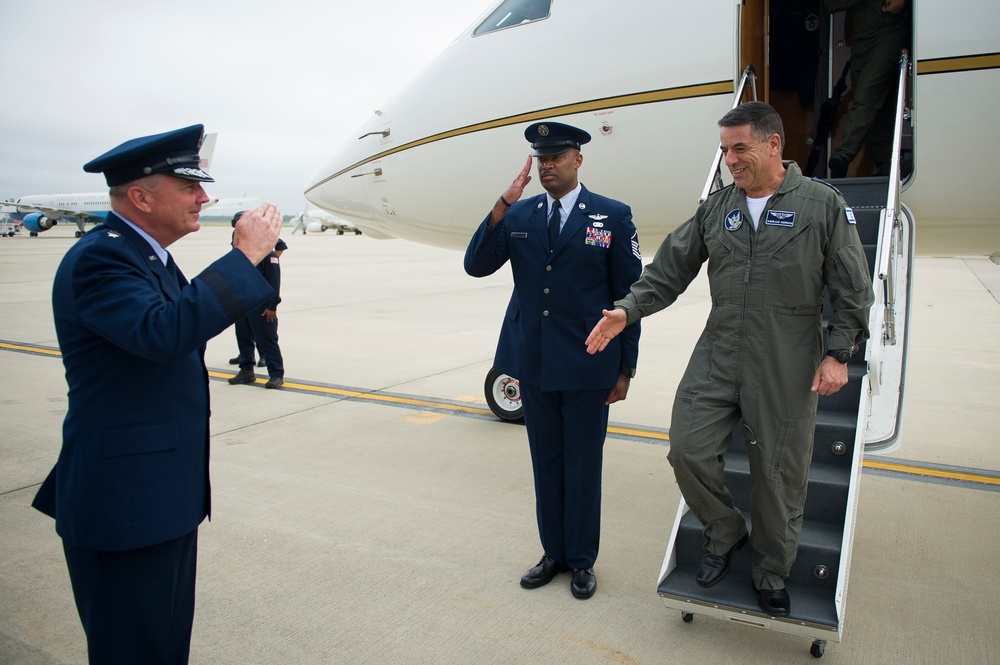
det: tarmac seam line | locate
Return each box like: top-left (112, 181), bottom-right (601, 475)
top-left (5, 339), bottom-right (998, 493)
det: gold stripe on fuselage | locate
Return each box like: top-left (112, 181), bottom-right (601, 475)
top-left (306, 80), bottom-right (734, 189)
top-left (308, 51), bottom-right (1000, 191)
top-left (917, 52), bottom-right (1000, 75)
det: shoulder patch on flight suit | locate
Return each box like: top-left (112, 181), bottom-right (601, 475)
top-left (725, 209), bottom-right (743, 232)
top-left (845, 207), bottom-right (857, 224)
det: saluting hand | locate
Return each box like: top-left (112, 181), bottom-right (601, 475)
top-left (489, 155), bottom-right (534, 226)
top-left (585, 309), bottom-right (628, 354)
top-left (233, 202), bottom-right (283, 265)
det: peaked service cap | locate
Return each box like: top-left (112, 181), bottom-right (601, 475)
top-left (524, 121), bottom-right (591, 157)
top-left (83, 124), bottom-right (214, 187)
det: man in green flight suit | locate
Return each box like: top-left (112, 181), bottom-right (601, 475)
top-left (586, 102), bottom-right (874, 617)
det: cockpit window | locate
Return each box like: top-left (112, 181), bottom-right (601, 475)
top-left (473, 0), bottom-right (551, 36)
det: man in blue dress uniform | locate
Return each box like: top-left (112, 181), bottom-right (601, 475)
top-left (228, 211), bottom-right (286, 389)
top-left (465, 122), bottom-right (642, 599)
top-left (32, 124), bottom-right (283, 664)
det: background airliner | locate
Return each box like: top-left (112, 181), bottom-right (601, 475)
top-left (288, 206), bottom-right (362, 235)
top-left (4, 133), bottom-right (221, 237)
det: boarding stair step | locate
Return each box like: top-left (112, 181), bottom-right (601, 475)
top-left (660, 175), bottom-right (889, 635)
top-left (659, 512), bottom-right (842, 628)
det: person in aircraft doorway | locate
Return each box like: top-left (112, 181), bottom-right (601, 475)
top-left (825, 0), bottom-right (910, 178)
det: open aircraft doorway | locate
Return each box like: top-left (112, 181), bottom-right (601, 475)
top-left (739, 0), bottom-right (914, 183)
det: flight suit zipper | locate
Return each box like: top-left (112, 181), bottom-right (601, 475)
top-left (734, 210), bottom-right (759, 401)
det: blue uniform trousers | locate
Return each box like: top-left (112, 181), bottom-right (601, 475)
top-left (62, 529), bottom-right (198, 665)
top-left (236, 307), bottom-right (283, 377)
top-left (520, 383), bottom-right (609, 569)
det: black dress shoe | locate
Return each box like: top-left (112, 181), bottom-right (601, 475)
top-left (257, 358), bottom-right (267, 367)
top-left (695, 532), bottom-right (749, 588)
top-left (265, 377), bottom-right (284, 389)
top-left (571, 568), bottom-right (596, 599)
top-left (228, 356), bottom-right (242, 365)
top-left (756, 586), bottom-right (791, 617)
top-left (828, 153), bottom-right (849, 179)
top-left (520, 555), bottom-right (569, 589)
top-left (228, 369), bottom-right (256, 385)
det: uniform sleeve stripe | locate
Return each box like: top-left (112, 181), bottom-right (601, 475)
top-left (196, 266), bottom-right (244, 322)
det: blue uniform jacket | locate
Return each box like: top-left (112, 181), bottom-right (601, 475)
top-left (465, 186), bottom-right (641, 391)
top-left (33, 213), bottom-right (275, 551)
top-left (257, 250), bottom-right (281, 311)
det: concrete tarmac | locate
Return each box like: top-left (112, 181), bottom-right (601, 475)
top-left (1, 224), bottom-right (998, 664)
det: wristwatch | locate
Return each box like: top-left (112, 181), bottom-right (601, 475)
top-left (826, 349), bottom-right (852, 364)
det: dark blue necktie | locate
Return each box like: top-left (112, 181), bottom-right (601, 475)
top-left (548, 199), bottom-right (561, 249)
top-left (165, 254), bottom-right (183, 287)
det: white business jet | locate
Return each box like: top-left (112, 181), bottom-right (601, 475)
top-left (304, 0), bottom-right (997, 422)
top-left (302, 0), bottom-right (999, 655)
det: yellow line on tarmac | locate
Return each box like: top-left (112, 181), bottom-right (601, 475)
top-left (0, 341), bottom-right (62, 357)
top-left (8, 341), bottom-right (1000, 488)
top-left (863, 459), bottom-right (1000, 487)
top-left (207, 370), bottom-right (495, 416)
top-left (609, 425), bottom-right (670, 441)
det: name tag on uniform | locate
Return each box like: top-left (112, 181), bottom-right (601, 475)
top-left (765, 210), bottom-right (796, 227)
top-left (510, 232), bottom-right (528, 238)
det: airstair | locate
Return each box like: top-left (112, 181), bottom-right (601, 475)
top-left (657, 55), bottom-right (914, 658)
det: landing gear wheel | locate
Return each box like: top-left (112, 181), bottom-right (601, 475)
top-left (484, 367), bottom-right (523, 422)
top-left (810, 639), bottom-right (826, 658)
top-left (681, 612), bottom-right (694, 623)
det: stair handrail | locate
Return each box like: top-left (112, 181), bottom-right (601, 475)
top-left (873, 48), bottom-right (910, 347)
top-left (699, 65), bottom-right (758, 203)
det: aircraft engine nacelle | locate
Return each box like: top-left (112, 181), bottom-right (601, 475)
top-left (22, 213), bottom-right (56, 234)
top-left (306, 221), bottom-right (328, 233)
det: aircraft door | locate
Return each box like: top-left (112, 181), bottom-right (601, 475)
top-left (739, 0), bottom-right (914, 180)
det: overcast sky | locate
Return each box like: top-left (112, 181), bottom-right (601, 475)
top-left (0, 0), bottom-right (490, 216)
